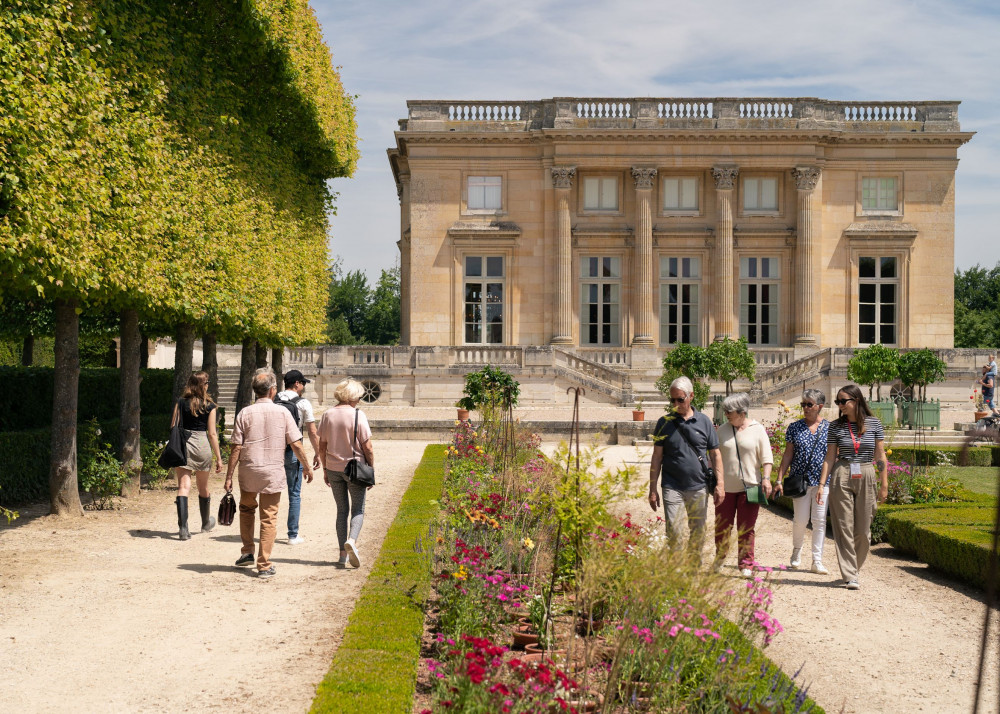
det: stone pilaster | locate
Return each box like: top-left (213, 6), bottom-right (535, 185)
top-left (792, 166), bottom-right (821, 346)
top-left (550, 167), bottom-right (576, 344)
top-left (711, 166), bottom-right (739, 341)
top-left (631, 167), bottom-right (657, 346)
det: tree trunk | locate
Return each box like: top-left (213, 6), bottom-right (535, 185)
top-left (255, 341), bottom-right (268, 369)
top-left (202, 332), bottom-right (219, 402)
top-left (139, 333), bottom-right (149, 368)
top-left (119, 309), bottom-right (142, 498)
top-left (235, 337), bottom-right (255, 414)
top-left (271, 347), bottom-right (284, 390)
top-left (49, 299), bottom-right (83, 516)
top-left (172, 323), bottom-right (195, 402)
top-left (21, 335), bottom-right (34, 366)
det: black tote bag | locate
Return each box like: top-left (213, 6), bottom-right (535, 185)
top-left (157, 399), bottom-right (190, 469)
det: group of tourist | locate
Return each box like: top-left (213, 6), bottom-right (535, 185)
top-left (169, 369), bottom-right (375, 578)
top-left (649, 378), bottom-right (888, 590)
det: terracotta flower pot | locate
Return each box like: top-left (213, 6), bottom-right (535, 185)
top-left (632, 410), bottom-right (645, 422)
top-left (457, 408), bottom-right (470, 421)
top-left (975, 410), bottom-right (990, 421)
top-left (512, 624), bottom-right (539, 648)
top-left (576, 617), bottom-right (608, 636)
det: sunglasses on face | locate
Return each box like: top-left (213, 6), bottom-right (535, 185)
top-left (669, 397), bottom-right (687, 404)
top-left (833, 398), bottom-right (855, 406)
top-left (800, 402), bottom-right (818, 408)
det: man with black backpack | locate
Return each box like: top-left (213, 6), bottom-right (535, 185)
top-left (275, 369), bottom-right (321, 545)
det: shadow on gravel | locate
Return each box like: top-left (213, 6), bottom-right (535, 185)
top-left (128, 529), bottom-right (177, 539)
top-left (773, 576), bottom-right (846, 588)
top-left (270, 557), bottom-right (338, 567)
top-left (210, 534), bottom-right (243, 543)
top-left (897, 564), bottom-right (987, 600)
top-left (178, 563), bottom-right (256, 576)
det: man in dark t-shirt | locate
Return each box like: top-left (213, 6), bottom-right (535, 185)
top-left (648, 376), bottom-right (724, 563)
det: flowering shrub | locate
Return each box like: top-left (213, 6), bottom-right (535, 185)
top-left (884, 458), bottom-right (962, 505)
top-left (762, 400), bottom-right (799, 460)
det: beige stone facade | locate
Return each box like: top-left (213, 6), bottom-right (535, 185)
top-left (388, 98), bottom-right (972, 353)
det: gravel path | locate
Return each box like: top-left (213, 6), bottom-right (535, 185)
top-left (579, 444), bottom-right (1000, 714)
top-left (0, 439), bottom-right (433, 714)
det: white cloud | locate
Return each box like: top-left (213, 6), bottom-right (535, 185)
top-left (315, 0), bottom-right (1000, 276)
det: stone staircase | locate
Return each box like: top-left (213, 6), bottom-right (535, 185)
top-left (216, 366), bottom-right (241, 429)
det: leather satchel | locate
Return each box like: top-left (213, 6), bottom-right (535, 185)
top-left (345, 408), bottom-right (375, 487)
top-left (217, 490), bottom-right (236, 526)
top-left (157, 399), bottom-right (190, 469)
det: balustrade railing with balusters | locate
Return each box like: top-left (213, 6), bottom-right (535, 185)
top-left (449, 347), bottom-right (523, 367)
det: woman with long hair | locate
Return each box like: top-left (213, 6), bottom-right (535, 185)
top-left (170, 371), bottom-right (224, 540)
top-left (816, 384), bottom-right (888, 589)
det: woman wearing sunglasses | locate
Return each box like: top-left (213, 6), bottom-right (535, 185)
top-left (816, 384), bottom-right (889, 590)
top-left (774, 389), bottom-right (830, 573)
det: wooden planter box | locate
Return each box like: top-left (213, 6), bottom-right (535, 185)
top-left (868, 399), bottom-right (897, 427)
top-left (899, 399), bottom-right (941, 430)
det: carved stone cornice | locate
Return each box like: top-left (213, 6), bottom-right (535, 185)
top-left (551, 166), bottom-right (576, 189)
top-left (631, 167), bottom-right (657, 190)
top-left (792, 166), bottom-right (821, 191)
top-left (711, 166), bottom-right (739, 190)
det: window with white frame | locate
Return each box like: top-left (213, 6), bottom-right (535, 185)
top-left (740, 257), bottom-right (780, 345)
top-left (580, 256), bottom-right (621, 345)
top-left (659, 256), bottom-right (701, 345)
top-left (467, 176), bottom-right (501, 211)
top-left (464, 255), bottom-right (504, 344)
top-left (861, 177), bottom-right (898, 212)
top-left (662, 177), bottom-right (699, 211)
top-left (582, 176), bottom-right (618, 211)
top-left (858, 256), bottom-right (898, 345)
top-left (743, 177), bottom-right (778, 212)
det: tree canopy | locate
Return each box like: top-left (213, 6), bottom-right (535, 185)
top-left (954, 264), bottom-right (1000, 348)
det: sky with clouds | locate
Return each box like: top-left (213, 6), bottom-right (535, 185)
top-left (313, 0), bottom-right (999, 281)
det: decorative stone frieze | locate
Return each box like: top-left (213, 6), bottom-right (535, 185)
top-left (550, 166), bottom-right (576, 189)
top-left (711, 166), bottom-right (739, 190)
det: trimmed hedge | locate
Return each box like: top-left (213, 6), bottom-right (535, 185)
top-left (310, 444), bottom-right (446, 714)
top-left (0, 413), bottom-right (172, 506)
top-left (0, 367), bottom-right (174, 432)
top-left (887, 446), bottom-right (992, 468)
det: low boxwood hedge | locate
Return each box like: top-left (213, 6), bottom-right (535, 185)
top-left (886, 446), bottom-right (993, 467)
top-left (0, 413), bottom-right (172, 506)
top-left (310, 444), bottom-right (446, 714)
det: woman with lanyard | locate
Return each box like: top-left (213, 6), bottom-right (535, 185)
top-left (816, 384), bottom-right (889, 590)
top-left (774, 389), bottom-right (830, 573)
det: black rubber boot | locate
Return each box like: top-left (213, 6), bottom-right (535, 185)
top-left (176, 496), bottom-right (190, 540)
top-left (199, 496), bottom-right (216, 532)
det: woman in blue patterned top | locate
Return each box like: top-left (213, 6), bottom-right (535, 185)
top-left (817, 384), bottom-right (888, 591)
top-left (774, 389), bottom-right (830, 573)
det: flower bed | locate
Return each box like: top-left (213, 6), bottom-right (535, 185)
top-left (421, 417), bottom-right (823, 713)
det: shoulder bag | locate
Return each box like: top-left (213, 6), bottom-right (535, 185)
top-left (344, 408), bottom-right (375, 487)
top-left (781, 422), bottom-right (823, 498)
top-left (675, 418), bottom-right (717, 492)
top-left (157, 399), bottom-right (191, 469)
top-left (217, 489), bottom-right (236, 526)
top-left (734, 423), bottom-right (769, 505)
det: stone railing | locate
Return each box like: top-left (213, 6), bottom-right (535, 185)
top-left (449, 346), bottom-right (523, 367)
top-left (574, 347), bottom-right (632, 368)
top-left (751, 347), bottom-right (794, 370)
top-left (404, 98), bottom-right (961, 132)
top-left (755, 348), bottom-right (832, 400)
top-left (552, 347), bottom-right (632, 404)
top-left (351, 346), bottom-right (391, 365)
top-left (286, 348), bottom-right (321, 367)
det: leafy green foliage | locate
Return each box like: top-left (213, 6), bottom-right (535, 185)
top-left (77, 418), bottom-right (130, 509)
top-left (655, 343), bottom-right (712, 410)
top-left (326, 261), bottom-right (401, 345)
top-left (897, 349), bottom-right (947, 401)
top-left (953, 264), bottom-right (1000, 347)
top-left (847, 344), bottom-right (900, 400)
top-left (705, 337), bottom-right (756, 395)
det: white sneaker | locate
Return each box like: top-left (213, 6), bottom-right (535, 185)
top-left (789, 547), bottom-right (802, 569)
top-left (288, 536), bottom-right (305, 545)
top-left (846, 579), bottom-right (860, 590)
top-left (811, 561), bottom-right (829, 574)
top-left (740, 568), bottom-right (753, 578)
top-left (345, 539), bottom-right (361, 568)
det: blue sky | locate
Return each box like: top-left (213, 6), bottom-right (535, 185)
top-left (313, 0), bottom-right (999, 281)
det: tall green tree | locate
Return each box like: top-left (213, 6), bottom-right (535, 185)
top-left (363, 266), bottom-right (401, 345)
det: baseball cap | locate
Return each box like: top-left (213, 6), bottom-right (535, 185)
top-left (283, 369), bottom-right (311, 388)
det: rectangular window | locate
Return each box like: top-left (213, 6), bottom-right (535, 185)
top-left (467, 176), bottom-right (501, 211)
top-left (740, 257), bottom-right (780, 345)
top-left (861, 177), bottom-right (898, 212)
top-left (583, 176), bottom-right (618, 210)
top-left (580, 256), bottom-right (621, 345)
top-left (858, 255), bottom-right (898, 344)
top-left (743, 177), bottom-right (778, 211)
top-left (659, 256), bottom-right (701, 345)
top-left (464, 255), bottom-right (504, 344)
top-left (662, 177), bottom-right (699, 211)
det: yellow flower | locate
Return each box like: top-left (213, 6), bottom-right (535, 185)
top-left (453, 566), bottom-right (468, 580)
top-left (522, 537), bottom-right (535, 551)
top-left (886, 448), bottom-right (893, 456)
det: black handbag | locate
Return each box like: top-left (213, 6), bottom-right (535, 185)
top-left (674, 420), bottom-right (717, 492)
top-left (157, 399), bottom-right (190, 469)
top-left (217, 490), bottom-right (236, 526)
top-left (782, 424), bottom-right (824, 498)
top-left (345, 408), bottom-right (375, 487)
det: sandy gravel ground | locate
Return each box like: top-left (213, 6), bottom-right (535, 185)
top-left (0, 439), bottom-right (433, 714)
top-left (581, 444), bottom-right (1000, 714)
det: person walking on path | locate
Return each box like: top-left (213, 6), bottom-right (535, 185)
top-left (648, 376), bottom-right (725, 563)
top-left (317, 379), bottom-right (375, 568)
top-left (978, 365), bottom-right (997, 415)
top-left (275, 369), bottom-right (320, 545)
top-left (774, 389), bottom-right (831, 573)
top-left (225, 369), bottom-right (313, 578)
top-left (714, 392), bottom-right (773, 577)
top-left (169, 371), bottom-right (223, 540)
top-left (817, 384), bottom-right (888, 590)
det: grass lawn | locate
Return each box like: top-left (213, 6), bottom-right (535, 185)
top-left (934, 466), bottom-right (1000, 496)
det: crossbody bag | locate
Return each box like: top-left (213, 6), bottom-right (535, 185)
top-left (733, 423), bottom-right (769, 505)
top-left (782, 423), bottom-right (823, 498)
top-left (344, 408), bottom-right (375, 487)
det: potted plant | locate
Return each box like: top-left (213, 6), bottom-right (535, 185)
top-left (897, 348), bottom-right (946, 429)
top-left (972, 387), bottom-right (989, 422)
top-left (847, 344), bottom-right (900, 425)
top-left (455, 397), bottom-right (474, 421)
top-left (632, 397), bottom-right (645, 422)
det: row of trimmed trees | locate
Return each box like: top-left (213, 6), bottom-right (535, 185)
top-left (0, 0), bottom-right (358, 515)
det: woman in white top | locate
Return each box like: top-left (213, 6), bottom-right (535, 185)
top-left (714, 392), bottom-right (773, 577)
top-left (317, 379), bottom-right (375, 568)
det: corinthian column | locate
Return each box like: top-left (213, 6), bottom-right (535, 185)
top-left (631, 167), bottom-right (657, 346)
top-left (793, 166), bottom-right (821, 346)
top-left (550, 166), bottom-right (576, 344)
top-left (712, 166), bottom-right (739, 341)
